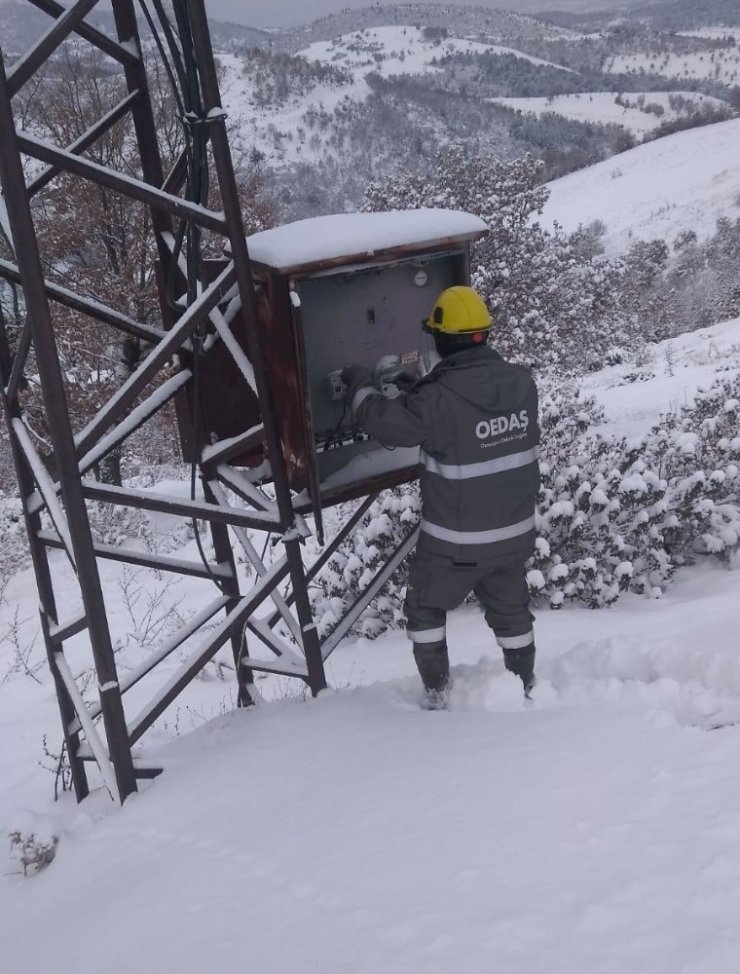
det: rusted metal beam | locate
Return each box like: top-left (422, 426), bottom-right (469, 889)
top-left (54, 652), bottom-right (120, 801)
top-left (27, 89), bottom-right (142, 197)
top-left (48, 613), bottom-right (88, 645)
top-left (110, 0), bottom-right (183, 289)
top-left (7, 0), bottom-right (101, 97)
top-left (215, 465), bottom-right (279, 515)
top-left (321, 526), bottom-right (420, 660)
top-left (186, 0), bottom-right (328, 693)
top-left (127, 556), bottom-right (293, 744)
top-left (201, 425), bottom-right (265, 469)
top-left (76, 370), bottom-right (192, 475)
top-left (72, 262), bottom-right (235, 459)
top-left (201, 478), bottom-right (253, 707)
top-left (0, 257), bottom-right (166, 344)
top-left (37, 529), bottom-right (234, 581)
top-left (27, 0), bottom-right (139, 67)
top-left (80, 480), bottom-right (282, 532)
top-left (162, 147), bottom-right (189, 196)
top-left (0, 311), bottom-right (89, 800)
top-left (208, 478), bottom-right (303, 646)
top-left (68, 595), bottom-right (232, 735)
top-left (17, 132), bottom-right (228, 235)
top-left (5, 314), bottom-right (31, 403)
top-left (265, 493), bottom-right (379, 630)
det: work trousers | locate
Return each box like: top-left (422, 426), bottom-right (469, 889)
top-left (404, 548), bottom-right (535, 658)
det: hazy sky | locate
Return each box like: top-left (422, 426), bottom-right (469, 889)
top-left (204, 0), bottom-right (607, 30)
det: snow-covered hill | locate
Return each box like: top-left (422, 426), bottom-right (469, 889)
top-left (538, 117), bottom-right (740, 251)
top-left (219, 24), bottom-right (573, 168)
top-left (582, 316), bottom-right (740, 437)
top-left (605, 44), bottom-right (740, 86)
top-left (492, 90), bottom-right (728, 136)
top-left (301, 25), bottom-right (571, 75)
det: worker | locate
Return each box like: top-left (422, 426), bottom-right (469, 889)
top-left (341, 286), bottom-right (540, 706)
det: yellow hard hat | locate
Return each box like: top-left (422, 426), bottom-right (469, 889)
top-left (424, 286), bottom-right (492, 335)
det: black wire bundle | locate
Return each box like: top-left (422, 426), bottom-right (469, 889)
top-left (137, 0), bottom-right (225, 591)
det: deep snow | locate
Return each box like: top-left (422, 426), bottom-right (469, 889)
top-left (3, 20), bottom-right (740, 965)
top-left (492, 90), bottom-right (729, 136)
top-left (3, 565), bottom-right (740, 974)
top-left (538, 118), bottom-right (740, 253)
top-left (2, 316), bottom-right (740, 973)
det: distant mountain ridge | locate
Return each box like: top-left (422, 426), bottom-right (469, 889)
top-left (276, 4), bottom-right (577, 51)
top-left (0, 0), bottom-right (269, 57)
top-left (539, 0), bottom-right (740, 31)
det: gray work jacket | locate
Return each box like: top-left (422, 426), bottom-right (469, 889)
top-left (352, 346), bottom-right (540, 564)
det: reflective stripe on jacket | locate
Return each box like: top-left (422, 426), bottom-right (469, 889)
top-left (353, 345), bottom-right (540, 563)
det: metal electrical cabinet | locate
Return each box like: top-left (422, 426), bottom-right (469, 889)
top-left (176, 210), bottom-right (487, 529)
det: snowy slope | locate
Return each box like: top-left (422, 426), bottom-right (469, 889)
top-left (492, 90), bottom-right (729, 136)
top-left (582, 317), bottom-right (740, 437)
top-left (4, 564), bottom-right (740, 974)
top-left (538, 117), bottom-right (740, 252)
top-left (219, 24), bottom-right (572, 167)
top-left (300, 25), bottom-right (573, 74)
top-left (2, 319), bottom-right (740, 970)
top-left (605, 47), bottom-right (740, 86)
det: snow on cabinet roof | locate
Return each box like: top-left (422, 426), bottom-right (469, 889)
top-left (245, 209), bottom-right (487, 274)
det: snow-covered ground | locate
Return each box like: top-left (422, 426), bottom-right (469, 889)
top-left (677, 28), bottom-right (739, 41)
top-left (2, 307), bottom-right (740, 971)
top-left (605, 48), bottom-right (740, 86)
top-left (3, 563), bottom-right (740, 974)
top-left (301, 25), bottom-right (571, 75)
top-left (582, 317), bottom-right (740, 438)
top-left (3, 17), bottom-right (740, 966)
top-left (492, 90), bottom-right (728, 136)
top-left (538, 117), bottom-right (740, 252)
top-left (219, 25), bottom-right (573, 167)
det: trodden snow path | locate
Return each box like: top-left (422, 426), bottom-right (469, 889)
top-left (3, 564), bottom-right (740, 974)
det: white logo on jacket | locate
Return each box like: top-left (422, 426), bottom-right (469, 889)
top-left (476, 410), bottom-right (530, 440)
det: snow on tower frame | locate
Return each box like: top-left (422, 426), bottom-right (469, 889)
top-left (0, 0), bottom-right (485, 806)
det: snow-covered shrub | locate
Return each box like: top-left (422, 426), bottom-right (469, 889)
top-left (8, 825), bottom-right (58, 876)
top-left (311, 485), bottom-right (419, 639)
top-left (529, 380), bottom-right (675, 608)
top-left (311, 374), bottom-right (740, 635)
top-left (363, 148), bottom-right (639, 372)
top-left (649, 377), bottom-right (740, 561)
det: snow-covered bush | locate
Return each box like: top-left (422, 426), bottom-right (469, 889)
top-left (530, 374), bottom-right (740, 607)
top-left (363, 147), bottom-right (641, 371)
top-left (651, 377), bottom-right (740, 561)
top-left (8, 824), bottom-right (58, 876)
top-left (311, 485), bottom-right (419, 639)
top-left (312, 374), bottom-right (740, 636)
top-left (531, 381), bottom-right (675, 607)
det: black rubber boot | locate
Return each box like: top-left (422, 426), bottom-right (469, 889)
top-left (503, 644), bottom-right (536, 697)
top-left (413, 643), bottom-right (450, 708)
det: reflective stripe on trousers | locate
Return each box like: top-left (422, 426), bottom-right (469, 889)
top-left (496, 630), bottom-right (534, 650)
top-left (407, 624), bottom-right (447, 645)
top-left (419, 513), bottom-right (536, 546)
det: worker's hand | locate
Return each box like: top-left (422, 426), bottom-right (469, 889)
top-left (340, 364), bottom-right (373, 400)
top-left (394, 371), bottom-right (417, 392)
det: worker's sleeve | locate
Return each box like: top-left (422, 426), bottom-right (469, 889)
top-left (351, 383), bottom-right (432, 449)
